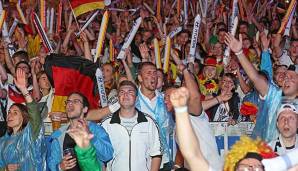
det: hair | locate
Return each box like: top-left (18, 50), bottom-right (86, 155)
top-left (118, 80), bottom-right (138, 94)
top-left (7, 103), bottom-right (30, 135)
top-left (102, 63), bottom-right (115, 73)
top-left (68, 92), bottom-right (89, 108)
top-left (137, 62), bottom-right (156, 75)
top-left (12, 50), bottom-right (29, 62)
top-left (222, 73), bottom-right (238, 90)
top-left (15, 61), bottom-right (31, 72)
top-left (36, 71), bottom-right (47, 82)
top-left (239, 20), bottom-right (249, 27)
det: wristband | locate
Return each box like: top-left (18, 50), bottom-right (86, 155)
top-left (235, 50), bottom-right (243, 56)
top-left (108, 101), bottom-right (120, 113)
top-left (174, 106), bottom-right (188, 113)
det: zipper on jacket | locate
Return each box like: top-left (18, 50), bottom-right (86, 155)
top-left (119, 123), bottom-right (138, 171)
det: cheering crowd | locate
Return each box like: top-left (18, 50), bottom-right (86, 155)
top-left (0, 0), bottom-right (298, 170)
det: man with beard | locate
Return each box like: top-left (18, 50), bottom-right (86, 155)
top-left (48, 92), bottom-right (113, 171)
top-left (269, 102), bottom-right (298, 155)
top-left (225, 33), bottom-right (298, 142)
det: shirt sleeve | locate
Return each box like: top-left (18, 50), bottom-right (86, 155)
top-left (75, 145), bottom-right (101, 171)
top-left (149, 118), bottom-right (163, 157)
top-left (27, 101), bottom-right (42, 140)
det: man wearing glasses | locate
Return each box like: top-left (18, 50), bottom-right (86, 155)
top-left (48, 92), bottom-right (114, 171)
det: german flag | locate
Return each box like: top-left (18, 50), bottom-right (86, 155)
top-left (44, 54), bottom-right (100, 112)
top-left (70, 0), bottom-right (105, 17)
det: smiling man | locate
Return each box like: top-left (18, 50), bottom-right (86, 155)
top-left (101, 80), bottom-right (162, 171)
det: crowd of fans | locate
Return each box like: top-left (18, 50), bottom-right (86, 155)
top-left (0, 0), bottom-right (298, 170)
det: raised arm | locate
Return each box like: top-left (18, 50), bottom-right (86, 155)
top-left (170, 87), bottom-right (209, 171)
top-left (178, 64), bottom-right (202, 115)
top-left (14, 68), bottom-right (41, 140)
top-left (225, 33), bottom-right (268, 97)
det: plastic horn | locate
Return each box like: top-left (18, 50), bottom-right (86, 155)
top-left (32, 12), bottom-right (53, 53)
top-left (109, 39), bottom-right (114, 62)
top-left (278, 0), bottom-right (297, 34)
top-left (143, 2), bottom-right (155, 15)
top-left (223, 16), bottom-right (239, 66)
top-left (49, 8), bottom-right (54, 34)
top-left (76, 10), bottom-right (99, 37)
top-left (168, 26), bottom-right (182, 38)
top-left (40, 0), bottom-right (46, 29)
top-left (157, 0), bottom-right (161, 21)
top-left (94, 11), bottom-right (109, 62)
top-left (46, 8), bottom-right (50, 29)
top-left (177, 0), bottom-right (181, 17)
top-left (184, 0), bottom-right (188, 26)
top-left (154, 38), bottom-right (162, 69)
top-left (0, 10), bottom-right (6, 31)
top-left (9, 18), bottom-right (18, 37)
top-left (189, 15), bottom-right (201, 61)
top-left (163, 36), bottom-right (171, 73)
top-left (16, 3), bottom-right (27, 24)
top-left (117, 17), bottom-right (142, 60)
top-left (56, 0), bottom-right (63, 34)
top-left (96, 68), bottom-right (108, 107)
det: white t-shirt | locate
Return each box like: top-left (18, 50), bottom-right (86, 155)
top-left (183, 112), bottom-right (223, 170)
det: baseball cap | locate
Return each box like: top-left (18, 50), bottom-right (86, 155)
top-left (277, 103), bottom-right (298, 118)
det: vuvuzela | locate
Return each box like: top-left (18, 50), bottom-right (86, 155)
top-left (117, 17), bottom-right (142, 60)
top-left (94, 11), bottom-right (109, 62)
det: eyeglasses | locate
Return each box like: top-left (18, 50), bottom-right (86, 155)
top-left (237, 164), bottom-right (264, 171)
top-left (65, 99), bottom-right (83, 105)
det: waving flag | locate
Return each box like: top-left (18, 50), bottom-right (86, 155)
top-left (71, 0), bottom-right (105, 17)
top-left (44, 54), bottom-right (100, 112)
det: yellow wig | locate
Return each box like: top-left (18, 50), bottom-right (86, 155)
top-left (224, 136), bottom-right (276, 171)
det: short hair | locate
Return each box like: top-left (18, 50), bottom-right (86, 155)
top-left (239, 21), bottom-right (249, 27)
top-left (68, 92), bottom-right (89, 108)
top-left (12, 50), bottom-right (29, 62)
top-left (137, 62), bottom-right (156, 75)
top-left (118, 80), bottom-right (137, 93)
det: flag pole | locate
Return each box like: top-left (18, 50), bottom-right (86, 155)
top-left (66, 0), bottom-right (81, 33)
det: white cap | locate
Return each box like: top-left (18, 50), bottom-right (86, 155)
top-left (277, 104), bottom-right (298, 118)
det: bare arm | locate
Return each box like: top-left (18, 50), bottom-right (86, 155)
top-left (86, 106), bottom-right (112, 121)
top-left (272, 33), bottom-right (283, 60)
top-left (171, 87), bottom-right (209, 171)
top-left (0, 62), bottom-right (7, 83)
top-left (178, 64), bottom-right (202, 115)
top-left (3, 42), bottom-right (15, 76)
top-left (31, 61), bottom-right (41, 102)
top-left (150, 157), bottom-right (161, 171)
top-left (80, 32), bottom-right (92, 61)
top-left (225, 33), bottom-right (268, 97)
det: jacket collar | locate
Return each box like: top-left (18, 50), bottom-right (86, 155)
top-left (110, 109), bottom-right (148, 124)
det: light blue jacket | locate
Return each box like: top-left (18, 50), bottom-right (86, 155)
top-left (47, 121), bottom-right (113, 171)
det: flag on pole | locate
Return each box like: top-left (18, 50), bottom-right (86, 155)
top-left (70, 0), bottom-right (105, 17)
top-left (44, 54), bottom-right (100, 112)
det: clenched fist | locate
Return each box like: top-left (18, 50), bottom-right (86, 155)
top-left (170, 87), bottom-right (190, 108)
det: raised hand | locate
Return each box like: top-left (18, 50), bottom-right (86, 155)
top-left (139, 43), bottom-right (150, 60)
top-left (218, 90), bottom-right (233, 102)
top-left (67, 119), bottom-right (94, 149)
top-left (14, 68), bottom-right (27, 93)
top-left (80, 31), bottom-right (88, 43)
top-left (170, 87), bottom-right (190, 108)
top-left (224, 33), bottom-right (243, 54)
top-left (260, 31), bottom-right (270, 51)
